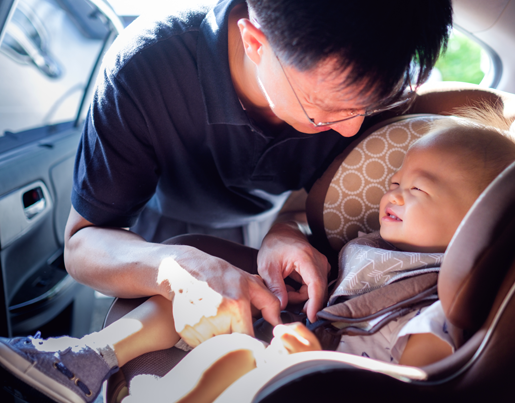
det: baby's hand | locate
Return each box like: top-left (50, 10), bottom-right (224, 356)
top-left (267, 322), bottom-right (322, 357)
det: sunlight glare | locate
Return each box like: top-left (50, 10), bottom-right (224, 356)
top-left (107, 0), bottom-right (213, 16)
top-left (158, 257), bottom-right (223, 333)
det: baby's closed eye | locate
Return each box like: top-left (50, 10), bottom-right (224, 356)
top-left (411, 186), bottom-right (428, 194)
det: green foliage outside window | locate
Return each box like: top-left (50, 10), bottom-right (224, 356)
top-left (433, 30), bottom-right (487, 85)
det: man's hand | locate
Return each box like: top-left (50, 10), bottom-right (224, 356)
top-left (257, 222), bottom-right (331, 323)
top-left (157, 250), bottom-right (281, 347)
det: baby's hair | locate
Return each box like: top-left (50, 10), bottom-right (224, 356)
top-left (419, 102), bottom-right (515, 194)
top-left (429, 100), bottom-right (515, 137)
top-left (451, 100), bottom-right (515, 135)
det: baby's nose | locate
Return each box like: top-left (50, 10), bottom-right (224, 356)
top-left (389, 189), bottom-right (404, 205)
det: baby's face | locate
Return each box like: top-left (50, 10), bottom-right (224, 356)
top-left (379, 143), bottom-right (479, 253)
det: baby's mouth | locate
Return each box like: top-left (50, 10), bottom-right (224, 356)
top-left (385, 210), bottom-right (403, 221)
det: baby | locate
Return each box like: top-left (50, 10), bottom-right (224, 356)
top-left (325, 109), bottom-right (515, 366)
top-left (1, 106), bottom-right (515, 403)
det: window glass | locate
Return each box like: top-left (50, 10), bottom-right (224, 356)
top-left (0, 0), bottom-right (105, 137)
top-left (428, 29), bottom-right (491, 86)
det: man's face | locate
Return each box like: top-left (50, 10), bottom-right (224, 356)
top-left (378, 142), bottom-right (479, 253)
top-left (256, 53), bottom-right (370, 138)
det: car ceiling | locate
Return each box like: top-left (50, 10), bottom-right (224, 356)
top-left (453, 0), bottom-right (515, 92)
top-left (0, 0), bottom-right (513, 92)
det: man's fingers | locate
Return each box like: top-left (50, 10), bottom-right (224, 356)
top-left (296, 263), bottom-right (328, 323)
top-left (248, 275), bottom-right (281, 326)
top-left (304, 278), bottom-right (327, 322)
top-left (286, 285), bottom-right (309, 304)
top-left (302, 260), bottom-right (330, 322)
top-left (179, 298), bottom-right (255, 346)
top-left (227, 298), bottom-right (255, 337)
top-left (258, 263), bottom-right (288, 310)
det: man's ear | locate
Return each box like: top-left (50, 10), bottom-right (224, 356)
top-left (237, 18), bottom-right (268, 65)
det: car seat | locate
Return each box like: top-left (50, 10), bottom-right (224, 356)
top-left (103, 83), bottom-right (515, 402)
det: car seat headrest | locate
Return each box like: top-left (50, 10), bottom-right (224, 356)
top-left (307, 114), bottom-right (448, 252)
top-left (439, 160), bottom-right (515, 331)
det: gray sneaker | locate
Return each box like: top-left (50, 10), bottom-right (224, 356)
top-left (0, 331), bottom-right (118, 403)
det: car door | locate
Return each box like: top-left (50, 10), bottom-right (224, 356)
top-left (0, 0), bottom-right (120, 338)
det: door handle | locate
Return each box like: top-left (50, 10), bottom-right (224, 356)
top-left (23, 187), bottom-right (46, 219)
top-left (0, 181), bottom-right (53, 249)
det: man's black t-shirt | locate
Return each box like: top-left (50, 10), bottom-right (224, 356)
top-left (72, 0), bottom-right (351, 243)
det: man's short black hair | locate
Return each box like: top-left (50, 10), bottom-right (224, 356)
top-left (247, 0), bottom-right (453, 106)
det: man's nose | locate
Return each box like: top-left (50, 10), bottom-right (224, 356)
top-left (331, 115), bottom-right (365, 138)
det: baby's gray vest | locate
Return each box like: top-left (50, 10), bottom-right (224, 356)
top-left (313, 232), bottom-right (443, 350)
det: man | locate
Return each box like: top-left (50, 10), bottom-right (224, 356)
top-left (64, 0), bottom-right (452, 346)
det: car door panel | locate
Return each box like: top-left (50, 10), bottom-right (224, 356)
top-left (0, 128), bottom-right (89, 337)
top-left (0, 0), bottom-right (119, 338)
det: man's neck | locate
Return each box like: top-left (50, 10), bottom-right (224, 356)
top-left (227, 4), bottom-right (286, 132)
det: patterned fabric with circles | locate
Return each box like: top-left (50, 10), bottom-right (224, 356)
top-left (323, 115), bottom-right (447, 251)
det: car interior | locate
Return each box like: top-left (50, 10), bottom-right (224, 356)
top-left (0, 0), bottom-right (515, 402)
top-left (0, 0), bottom-right (122, 341)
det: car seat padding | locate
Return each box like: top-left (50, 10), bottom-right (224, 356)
top-left (307, 114), bottom-right (449, 252)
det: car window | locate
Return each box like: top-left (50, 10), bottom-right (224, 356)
top-left (0, 0), bottom-right (106, 138)
top-left (427, 28), bottom-right (493, 87)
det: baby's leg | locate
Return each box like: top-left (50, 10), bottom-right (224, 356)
top-left (124, 323), bottom-right (320, 403)
top-left (0, 295), bottom-right (179, 403)
top-left (88, 295), bottom-right (180, 367)
top-left (124, 333), bottom-right (266, 403)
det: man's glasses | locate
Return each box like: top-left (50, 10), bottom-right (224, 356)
top-left (275, 55), bottom-right (416, 128)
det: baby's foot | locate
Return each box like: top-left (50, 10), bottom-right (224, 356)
top-left (0, 331), bottom-right (118, 403)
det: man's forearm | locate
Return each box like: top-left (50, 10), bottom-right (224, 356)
top-left (63, 209), bottom-right (281, 342)
top-left (64, 225), bottom-right (188, 299)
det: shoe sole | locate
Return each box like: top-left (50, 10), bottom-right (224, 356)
top-left (0, 341), bottom-right (87, 403)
